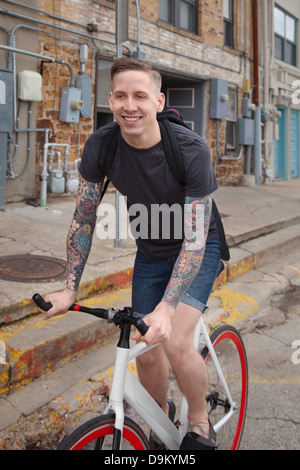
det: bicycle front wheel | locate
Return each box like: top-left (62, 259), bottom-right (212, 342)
top-left (201, 325), bottom-right (248, 450)
top-left (57, 414), bottom-right (150, 450)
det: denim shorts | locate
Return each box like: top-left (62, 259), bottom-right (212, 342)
top-left (132, 238), bottom-right (223, 316)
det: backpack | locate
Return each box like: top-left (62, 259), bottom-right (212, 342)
top-left (99, 109), bottom-right (230, 261)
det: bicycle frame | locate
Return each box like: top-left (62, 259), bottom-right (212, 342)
top-left (103, 316), bottom-right (237, 450)
top-left (32, 293), bottom-right (244, 450)
top-left (193, 317), bottom-right (237, 433)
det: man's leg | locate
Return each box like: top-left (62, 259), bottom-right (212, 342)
top-left (136, 344), bottom-right (170, 414)
top-left (136, 301), bottom-right (209, 433)
top-left (163, 302), bottom-right (209, 435)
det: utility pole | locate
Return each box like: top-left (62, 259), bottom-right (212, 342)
top-left (114, 1), bottom-right (129, 248)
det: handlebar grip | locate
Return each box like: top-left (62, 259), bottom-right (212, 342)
top-left (135, 318), bottom-right (149, 336)
top-left (32, 293), bottom-right (53, 312)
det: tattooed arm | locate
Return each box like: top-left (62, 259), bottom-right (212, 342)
top-left (42, 175), bottom-right (102, 319)
top-left (162, 195), bottom-right (212, 309)
top-left (132, 195), bottom-right (212, 345)
top-left (67, 175), bottom-right (102, 292)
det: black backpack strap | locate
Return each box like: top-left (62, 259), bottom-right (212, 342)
top-left (158, 119), bottom-right (186, 186)
top-left (101, 122), bottom-right (120, 175)
top-left (158, 115), bottom-right (230, 261)
top-left (99, 123), bottom-right (120, 202)
top-left (212, 199), bottom-right (230, 261)
top-left (100, 177), bottom-right (111, 203)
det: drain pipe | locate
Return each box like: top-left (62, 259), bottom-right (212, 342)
top-left (252, 0), bottom-right (261, 184)
top-left (253, 106), bottom-right (262, 185)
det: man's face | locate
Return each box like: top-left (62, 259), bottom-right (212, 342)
top-left (109, 70), bottom-right (165, 148)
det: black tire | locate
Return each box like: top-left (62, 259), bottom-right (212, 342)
top-left (57, 413), bottom-right (150, 450)
top-left (201, 325), bottom-right (248, 450)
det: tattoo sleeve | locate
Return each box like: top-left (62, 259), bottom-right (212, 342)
top-left (66, 175), bottom-right (102, 292)
top-left (162, 195), bottom-right (212, 309)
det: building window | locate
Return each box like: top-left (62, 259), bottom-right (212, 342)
top-left (159, 0), bottom-right (197, 34)
top-left (226, 88), bottom-right (238, 152)
top-left (274, 6), bottom-right (297, 67)
top-left (223, 0), bottom-right (234, 48)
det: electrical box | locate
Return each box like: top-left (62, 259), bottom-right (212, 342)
top-left (210, 79), bottom-right (228, 120)
top-left (75, 75), bottom-right (92, 116)
top-left (238, 118), bottom-right (255, 146)
top-left (0, 69), bottom-right (13, 132)
top-left (242, 98), bottom-right (256, 119)
top-left (18, 70), bottom-right (42, 101)
top-left (59, 87), bottom-right (83, 123)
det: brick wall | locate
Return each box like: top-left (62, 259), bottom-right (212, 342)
top-left (35, 0), bottom-right (254, 184)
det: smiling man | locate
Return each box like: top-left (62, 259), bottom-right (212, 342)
top-left (108, 62), bottom-right (164, 149)
top-left (41, 58), bottom-right (221, 450)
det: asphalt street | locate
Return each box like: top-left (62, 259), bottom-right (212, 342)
top-left (236, 254), bottom-right (300, 450)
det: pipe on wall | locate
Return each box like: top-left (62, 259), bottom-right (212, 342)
top-left (0, 44), bottom-right (75, 87)
top-left (252, 0), bottom-right (262, 185)
top-left (251, 0), bottom-right (260, 107)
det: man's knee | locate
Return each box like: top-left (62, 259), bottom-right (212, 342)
top-left (164, 336), bottom-right (191, 364)
top-left (136, 345), bottom-right (164, 368)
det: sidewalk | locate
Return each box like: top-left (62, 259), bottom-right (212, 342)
top-left (0, 178), bottom-right (300, 448)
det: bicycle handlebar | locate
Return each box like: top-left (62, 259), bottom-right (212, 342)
top-left (32, 293), bottom-right (149, 337)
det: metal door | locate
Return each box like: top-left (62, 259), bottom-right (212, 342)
top-left (161, 77), bottom-right (205, 136)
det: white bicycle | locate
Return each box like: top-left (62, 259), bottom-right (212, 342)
top-left (33, 294), bottom-right (248, 450)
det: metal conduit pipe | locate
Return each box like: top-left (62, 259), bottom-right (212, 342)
top-left (10, 23), bottom-right (87, 53)
top-left (0, 23), bottom-right (9, 36)
top-left (7, 101), bottom-right (32, 179)
top-left (0, 8), bottom-right (116, 46)
top-left (0, 6), bottom-right (243, 74)
top-left (41, 142), bottom-right (69, 208)
top-left (135, 0), bottom-right (141, 57)
top-left (214, 120), bottom-right (244, 170)
top-left (2, 0), bottom-right (92, 30)
top-left (7, 25), bottom-right (77, 137)
top-left (1, 44), bottom-right (72, 168)
top-left (0, 44), bottom-right (75, 87)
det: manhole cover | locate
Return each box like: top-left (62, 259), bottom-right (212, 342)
top-left (0, 255), bottom-right (67, 282)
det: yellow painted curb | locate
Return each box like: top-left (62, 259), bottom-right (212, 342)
top-left (212, 286), bottom-right (259, 324)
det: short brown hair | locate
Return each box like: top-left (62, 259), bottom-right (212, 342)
top-left (111, 57), bottom-right (162, 93)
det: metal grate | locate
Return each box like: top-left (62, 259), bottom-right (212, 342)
top-left (0, 255), bottom-right (67, 282)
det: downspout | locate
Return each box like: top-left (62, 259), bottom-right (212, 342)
top-left (252, 0), bottom-right (261, 184)
top-left (252, 0), bottom-right (259, 107)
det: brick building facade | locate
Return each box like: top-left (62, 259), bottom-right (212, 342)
top-left (0, 0), bottom-right (278, 205)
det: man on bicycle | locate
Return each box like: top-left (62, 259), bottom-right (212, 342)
top-left (42, 58), bottom-right (221, 450)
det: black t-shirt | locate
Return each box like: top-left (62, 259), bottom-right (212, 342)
top-left (79, 121), bottom-right (218, 259)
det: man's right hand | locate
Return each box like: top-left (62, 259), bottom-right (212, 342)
top-left (39, 288), bottom-right (77, 320)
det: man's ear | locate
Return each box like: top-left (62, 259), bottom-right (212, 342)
top-left (157, 93), bottom-right (165, 113)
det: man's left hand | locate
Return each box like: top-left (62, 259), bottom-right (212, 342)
top-left (132, 302), bottom-right (175, 346)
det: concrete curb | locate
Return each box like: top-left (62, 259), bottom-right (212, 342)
top-left (0, 267), bottom-right (134, 325)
